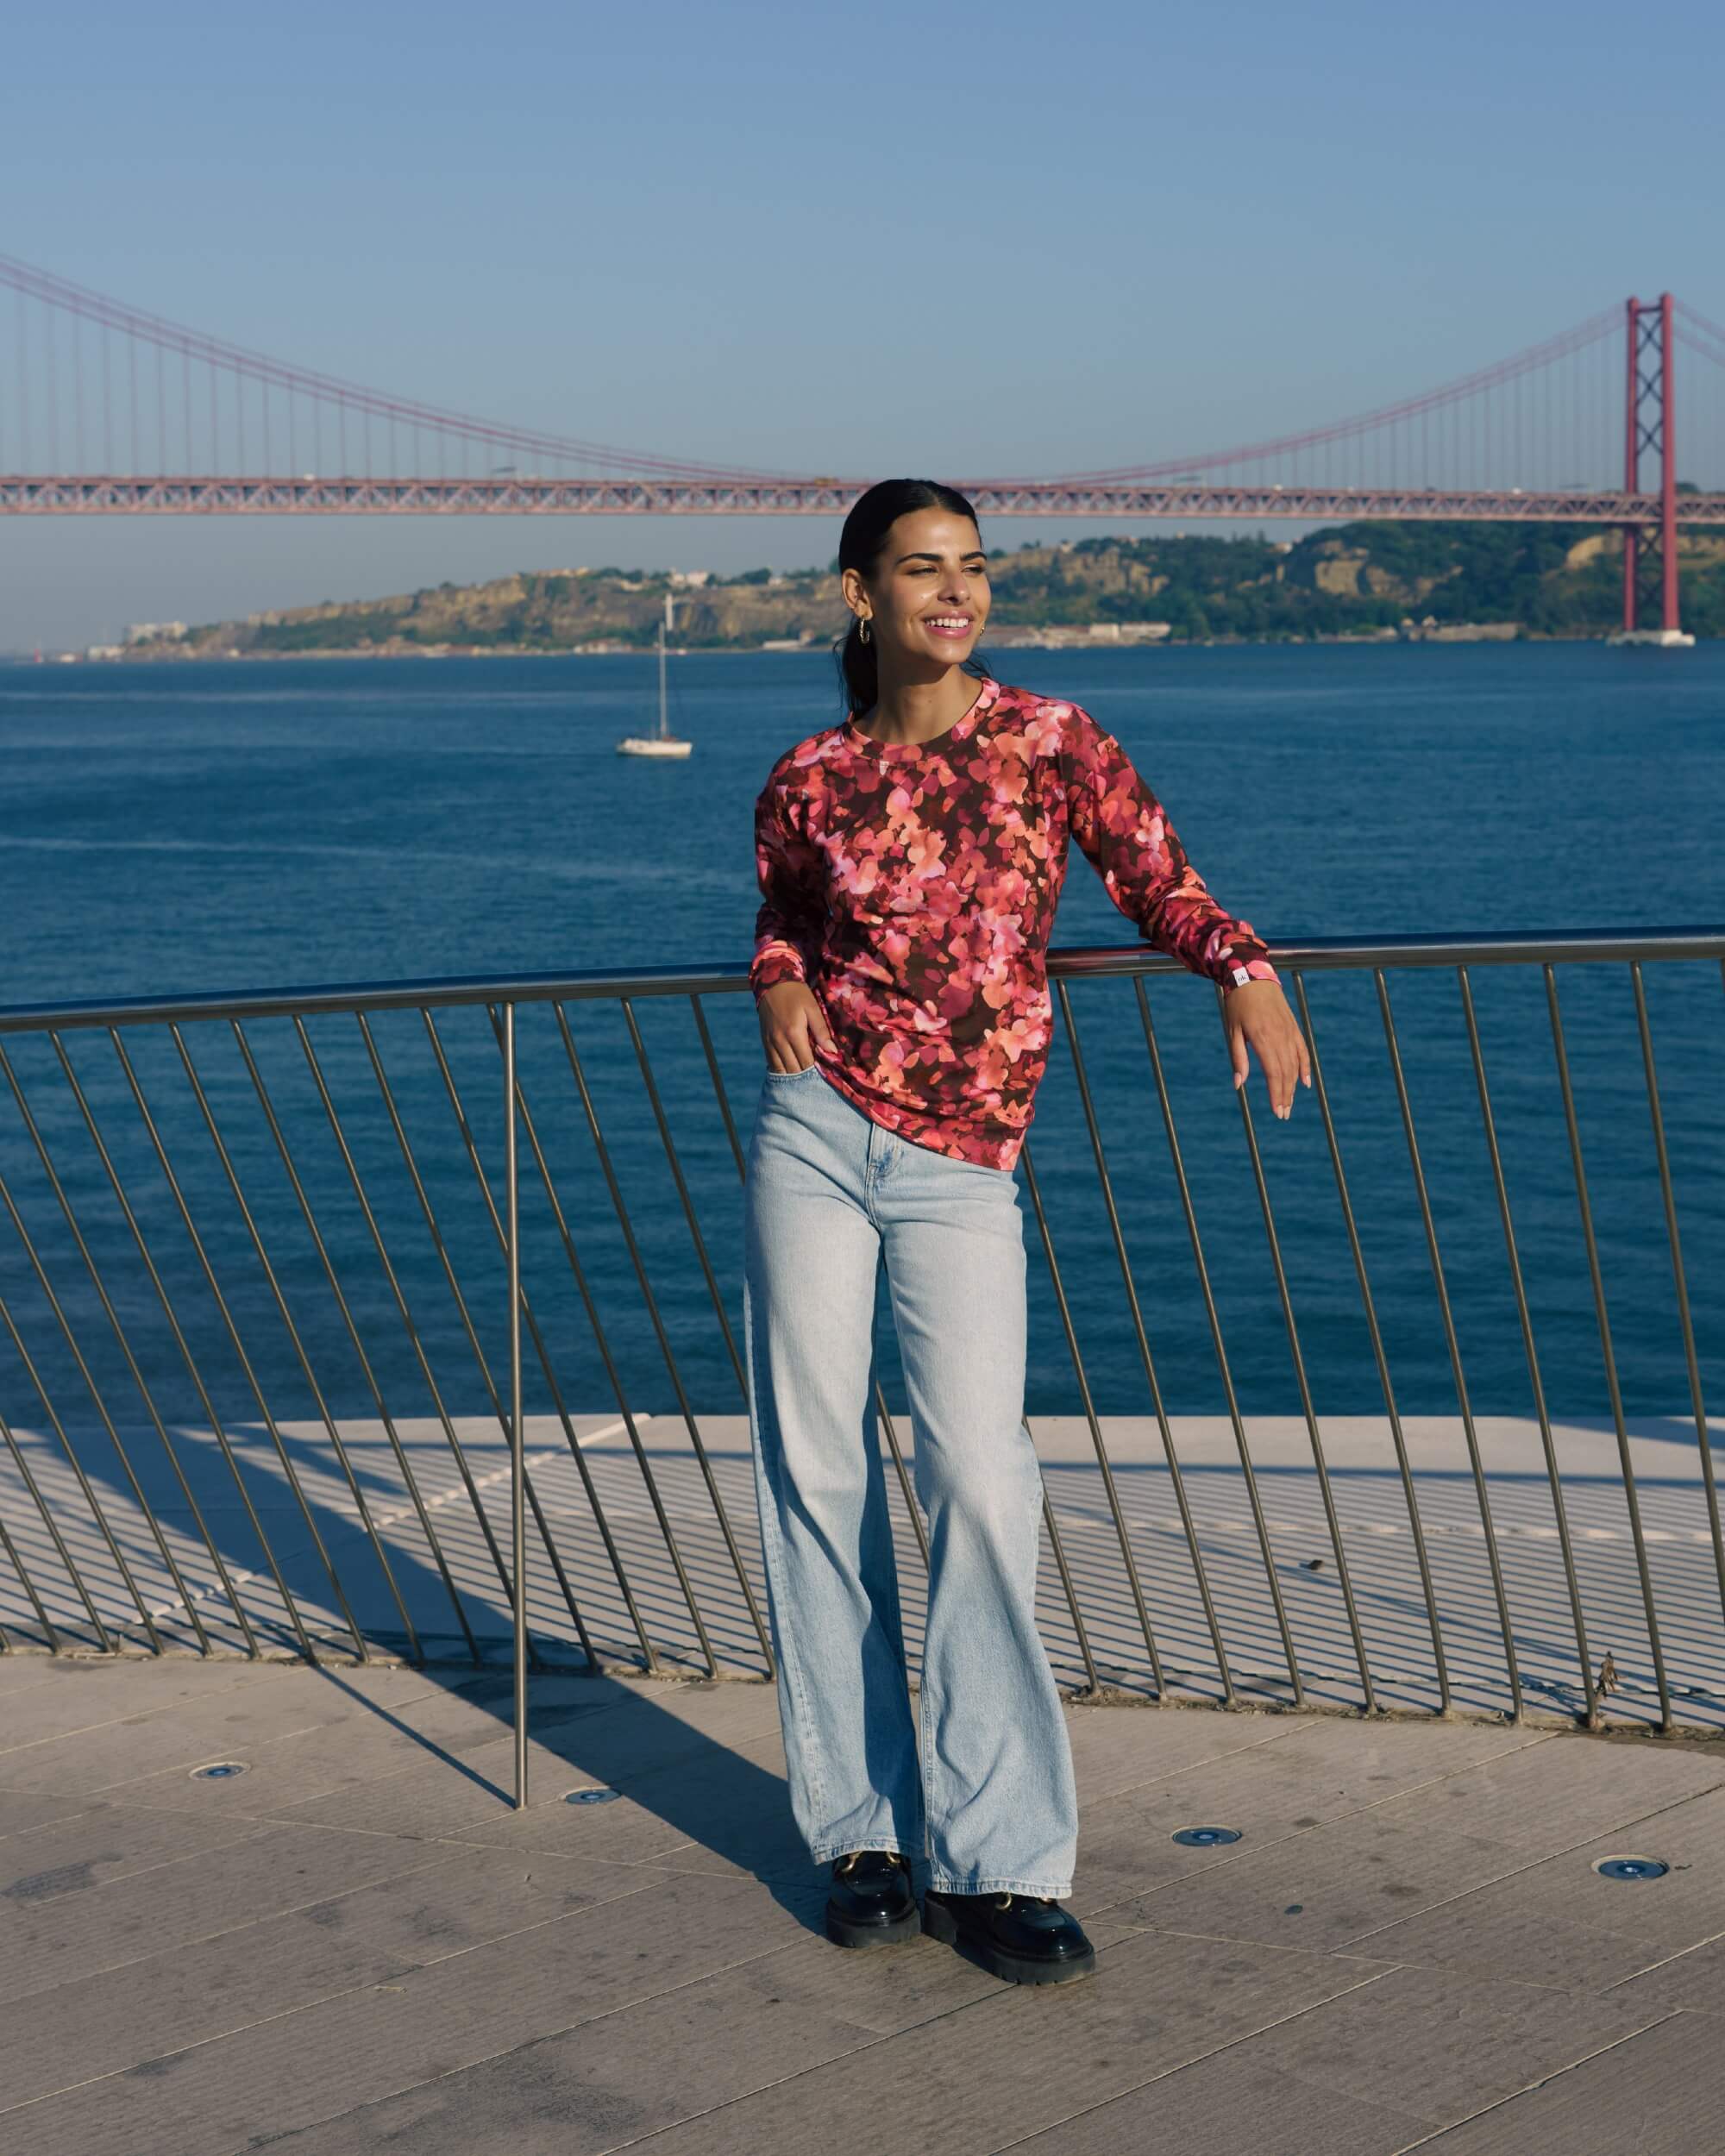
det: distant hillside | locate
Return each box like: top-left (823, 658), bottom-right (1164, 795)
top-left (993, 523), bottom-right (1725, 641)
top-left (129, 521), bottom-right (1725, 656)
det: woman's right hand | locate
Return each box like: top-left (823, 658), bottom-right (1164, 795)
top-left (759, 981), bottom-right (834, 1074)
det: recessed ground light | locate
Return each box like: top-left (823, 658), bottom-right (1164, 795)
top-left (190, 1761), bottom-right (248, 1781)
top-left (563, 1788), bottom-right (621, 1806)
top-left (1171, 1826), bottom-right (1242, 1847)
top-left (1593, 1856), bottom-right (1669, 1882)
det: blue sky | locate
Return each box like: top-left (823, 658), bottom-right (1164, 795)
top-left (4, 0), bottom-right (1721, 646)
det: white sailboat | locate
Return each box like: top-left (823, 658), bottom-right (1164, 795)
top-left (616, 593), bottom-right (693, 757)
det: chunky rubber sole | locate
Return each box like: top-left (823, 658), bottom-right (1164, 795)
top-left (920, 1895), bottom-right (1096, 1985)
top-left (825, 1902), bottom-right (922, 1950)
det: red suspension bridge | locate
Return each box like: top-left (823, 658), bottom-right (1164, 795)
top-left (4, 255), bottom-right (1725, 635)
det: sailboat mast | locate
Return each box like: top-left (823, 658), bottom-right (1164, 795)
top-left (658, 592), bottom-right (672, 740)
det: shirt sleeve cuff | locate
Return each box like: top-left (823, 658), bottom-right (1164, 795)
top-left (750, 945), bottom-right (808, 1002)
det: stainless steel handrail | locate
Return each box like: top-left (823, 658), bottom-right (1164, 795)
top-left (2, 925), bottom-right (1720, 1036)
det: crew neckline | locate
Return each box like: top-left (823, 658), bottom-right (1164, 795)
top-left (841, 674), bottom-right (999, 761)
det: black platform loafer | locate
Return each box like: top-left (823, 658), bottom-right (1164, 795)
top-left (825, 1849), bottom-right (920, 1948)
top-left (921, 1889), bottom-right (1095, 1985)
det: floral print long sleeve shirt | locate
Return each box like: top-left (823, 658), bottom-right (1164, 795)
top-left (750, 674), bottom-right (1278, 1169)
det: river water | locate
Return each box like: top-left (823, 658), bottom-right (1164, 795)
top-left (1, 642), bottom-right (1721, 1420)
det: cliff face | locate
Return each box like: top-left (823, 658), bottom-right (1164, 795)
top-left (141, 520), bottom-right (1725, 656)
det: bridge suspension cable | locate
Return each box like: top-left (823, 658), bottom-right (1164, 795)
top-left (1044, 306), bottom-right (1626, 486)
top-left (0, 251), bottom-right (800, 486)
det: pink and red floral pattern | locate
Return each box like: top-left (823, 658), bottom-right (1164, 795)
top-left (750, 674), bottom-right (1278, 1169)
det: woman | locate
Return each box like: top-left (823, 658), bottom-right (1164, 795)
top-left (743, 479), bottom-right (1309, 1987)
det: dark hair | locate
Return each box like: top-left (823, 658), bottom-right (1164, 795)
top-left (834, 478), bottom-right (993, 714)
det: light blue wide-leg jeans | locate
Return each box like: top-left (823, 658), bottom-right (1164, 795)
top-left (742, 1061), bottom-right (1078, 1898)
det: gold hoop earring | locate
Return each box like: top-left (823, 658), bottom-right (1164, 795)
top-left (856, 616), bottom-right (871, 646)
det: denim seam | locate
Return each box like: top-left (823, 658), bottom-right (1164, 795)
top-left (812, 1837), bottom-right (917, 1865)
top-left (898, 1696), bottom-right (931, 1861)
top-left (917, 1625), bottom-right (940, 1877)
top-left (879, 1537), bottom-right (929, 1862)
top-left (743, 1285), bottom-right (831, 1833)
top-left (861, 1325), bottom-right (929, 1861)
top-left (754, 1466), bottom-right (830, 1832)
top-left (926, 1874), bottom-right (1075, 1898)
top-left (861, 1126), bottom-right (883, 1229)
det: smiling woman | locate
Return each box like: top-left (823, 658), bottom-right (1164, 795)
top-left (833, 478), bottom-right (994, 728)
top-left (739, 476), bottom-right (1310, 1989)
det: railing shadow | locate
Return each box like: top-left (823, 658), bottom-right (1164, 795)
top-left (304, 1658), bottom-right (821, 1930)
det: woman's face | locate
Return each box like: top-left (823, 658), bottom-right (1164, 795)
top-left (844, 508), bottom-right (990, 671)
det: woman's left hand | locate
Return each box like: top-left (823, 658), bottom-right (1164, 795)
top-left (1222, 978), bottom-right (1311, 1120)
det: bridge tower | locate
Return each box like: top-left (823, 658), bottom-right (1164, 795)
top-left (1622, 294), bottom-right (1684, 641)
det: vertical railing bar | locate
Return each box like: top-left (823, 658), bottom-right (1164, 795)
top-left (0, 1163), bottom-right (184, 1654)
top-left (1455, 968), bottom-right (1597, 1722)
top-left (1375, 970), bottom-right (1523, 1720)
top-left (408, 1012), bottom-right (642, 1672)
top-left (0, 1237), bottom-right (164, 1651)
top-left (233, 1021), bottom-right (479, 1660)
top-left (109, 1027), bottom-right (335, 1662)
top-left (56, 1033), bottom-right (304, 1659)
top-left (1027, 1417), bottom-right (1103, 1696)
top-left (549, 1002), bottom-right (773, 1665)
top-left (1133, 978), bottom-right (1303, 1702)
top-left (505, 1005), bottom-right (528, 1809)
top-left (341, 1022), bottom-right (604, 1664)
top-left (0, 1495), bottom-right (59, 1651)
top-left (710, 1060), bottom-right (924, 1576)
top-left (490, 1010), bottom-right (721, 1677)
top-left (334, 1018), bottom-right (526, 1639)
top-left (0, 1401), bottom-right (104, 1649)
top-left (1290, 975), bottom-right (1451, 1712)
top-left (1545, 965), bottom-right (1671, 1728)
top-left (174, 1025), bottom-right (409, 1661)
top-left (619, 998), bottom-right (746, 1399)
top-left (1217, 978), bottom-right (1378, 1713)
top-left (0, 1044), bottom-right (238, 1654)
top-left (689, 993), bottom-right (747, 1182)
top-left (1057, 981), bottom-right (1236, 1702)
top-left (1019, 1140), bottom-right (1167, 1699)
top-left (1630, 961), bottom-right (1725, 1626)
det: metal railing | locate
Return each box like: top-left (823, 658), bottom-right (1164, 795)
top-left (0, 929), bottom-right (1721, 1803)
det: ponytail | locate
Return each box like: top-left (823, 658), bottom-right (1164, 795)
top-left (831, 477), bottom-right (993, 718)
top-left (837, 615), bottom-right (878, 716)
